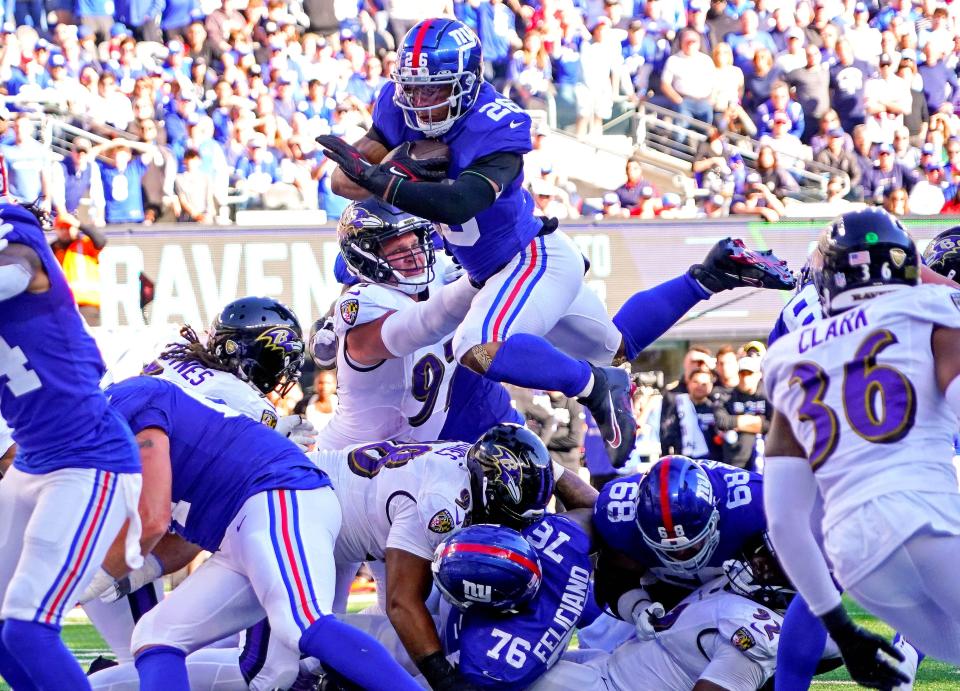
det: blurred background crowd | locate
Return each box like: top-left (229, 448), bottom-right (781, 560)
top-left (0, 0), bottom-right (956, 229)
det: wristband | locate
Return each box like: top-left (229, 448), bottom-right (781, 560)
top-left (416, 651), bottom-right (456, 689)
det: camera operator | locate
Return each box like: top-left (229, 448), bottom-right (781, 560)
top-left (49, 219), bottom-right (108, 326)
top-left (712, 355), bottom-right (771, 470)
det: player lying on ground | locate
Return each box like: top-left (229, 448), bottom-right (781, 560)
top-left (319, 18), bottom-right (796, 467)
top-left (764, 209), bottom-right (960, 688)
top-left (0, 203), bottom-right (144, 691)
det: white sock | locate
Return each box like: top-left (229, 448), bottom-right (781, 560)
top-left (578, 372), bottom-right (596, 399)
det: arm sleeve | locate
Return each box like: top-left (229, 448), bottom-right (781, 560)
top-left (699, 638), bottom-right (769, 690)
top-left (763, 456), bottom-right (842, 616)
top-left (388, 151), bottom-right (522, 225)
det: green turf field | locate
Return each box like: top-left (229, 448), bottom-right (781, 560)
top-left (0, 598), bottom-right (956, 690)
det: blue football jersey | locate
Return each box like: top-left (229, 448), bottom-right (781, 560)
top-left (593, 462), bottom-right (766, 589)
top-left (439, 364), bottom-right (524, 443)
top-left (372, 82), bottom-right (543, 283)
top-left (456, 514), bottom-right (593, 689)
top-left (106, 377), bottom-right (330, 551)
top-left (0, 204), bottom-right (139, 474)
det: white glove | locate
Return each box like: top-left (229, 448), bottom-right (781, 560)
top-left (77, 567), bottom-right (116, 604)
top-left (309, 317), bottom-right (337, 368)
top-left (632, 600), bottom-right (666, 641)
top-left (442, 259), bottom-right (465, 285)
top-left (0, 221), bottom-right (12, 253)
top-left (99, 554), bottom-right (164, 604)
top-left (277, 414), bottom-right (317, 451)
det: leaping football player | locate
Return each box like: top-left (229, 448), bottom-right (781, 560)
top-left (318, 18), bottom-right (796, 467)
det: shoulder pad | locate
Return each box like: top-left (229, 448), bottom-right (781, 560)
top-left (333, 283), bottom-right (409, 336)
top-left (883, 284), bottom-right (960, 330)
top-left (717, 598), bottom-right (782, 665)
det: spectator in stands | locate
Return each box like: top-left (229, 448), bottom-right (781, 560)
top-left (582, 410), bottom-right (617, 491)
top-left (296, 369), bottom-right (338, 433)
top-left (731, 171), bottom-right (786, 222)
top-left (0, 115), bottom-right (48, 205)
top-left (676, 0), bottom-right (712, 53)
top-left (136, 118), bottom-right (177, 223)
top-left (710, 42), bottom-right (743, 118)
top-left (756, 80), bottom-right (804, 138)
top-left (476, 0), bottom-right (521, 90)
top-left (742, 47), bottom-right (778, 115)
top-left (659, 366), bottom-right (722, 460)
top-left (621, 19), bottom-right (658, 98)
top-left (346, 56), bottom-right (388, 112)
top-left (893, 126), bottom-right (921, 170)
top-left (945, 138), bottom-right (960, 199)
top-left (531, 178), bottom-right (578, 220)
top-left (712, 355), bottom-right (771, 470)
top-left (599, 192), bottom-right (629, 219)
top-left (57, 136), bottom-right (105, 227)
top-left (908, 162), bottom-right (948, 215)
top-left (830, 38), bottom-right (869, 133)
top-left (755, 144), bottom-right (799, 198)
top-left (761, 111), bottom-right (809, 164)
top-left (580, 18), bottom-right (622, 136)
top-left (161, 0), bottom-right (200, 42)
top-left (724, 10), bottom-right (776, 69)
top-left (95, 138), bottom-right (158, 225)
top-left (861, 142), bottom-right (919, 205)
top-left (864, 53), bottom-right (912, 146)
top-left (785, 44), bottom-right (831, 142)
top-left (114, 0), bottom-right (162, 42)
top-left (175, 148), bottom-right (216, 222)
top-left (692, 127), bottom-right (743, 195)
top-left (706, 0), bottom-right (739, 51)
top-left (899, 58), bottom-right (930, 148)
top-left (698, 192), bottom-right (729, 217)
top-left (815, 127), bottom-right (862, 194)
top-left (774, 26), bottom-right (807, 74)
top-left (668, 345), bottom-right (715, 394)
top-left (507, 28), bottom-right (553, 111)
top-left (77, 0), bottom-right (113, 42)
top-left (942, 185), bottom-right (960, 215)
top-left (95, 71), bottom-right (135, 131)
top-left (660, 28), bottom-right (716, 124)
top-left (713, 344), bottom-right (739, 398)
top-left (919, 43), bottom-right (959, 116)
top-left (882, 186), bottom-right (909, 217)
top-left (809, 110), bottom-right (852, 155)
top-left (847, 2), bottom-right (882, 63)
top-left (615, 155), bottom-right (657, 210)
top-left (233, 134), bottom-right (284, 209)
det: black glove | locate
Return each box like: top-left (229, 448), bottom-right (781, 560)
top-left (382, 141), bottom-right (449, 182)
top-left (417, 651), bottom-right (479, 691)
top-left (317, 136), bottom-right (444, 204)
top-left (689, 237), bottom-right (797, 293)
top-left (821, 605), bottom-right (909, 689)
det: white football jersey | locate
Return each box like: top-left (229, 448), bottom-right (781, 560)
top-left (149, 352), bottom-right (279, 427)
top-left (764, 285), bottom-right (960, 531)
top-left (0, 414), bottom-right (13, 457)
top-left (315, 261), bottom-right (456, 450)
top-left (309, 440), bottom-right (472, 562)
top-left (605, 582), bottom-right (781, 691)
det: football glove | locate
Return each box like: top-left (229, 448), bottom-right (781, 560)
top-left (316, 136), bottom-right (445, 205)
top-left (417, 651), bottom-right (479, 691)
top-left (100, 554), bottom-right (164, 603)
top-left (821, 605), bottom-right (909, 689)
top-left (631, 599), bottom-right (666, 641)
top-left (382, 141), bottom-right (449, 182)
top-left (689, 238), bottom-right (796, 293)
top-left (77, 567), bottom-right (116, 604)
top-left (309, 316), bottom-right (338, 369)
top-left (277, 414), bottom-right (317, 451)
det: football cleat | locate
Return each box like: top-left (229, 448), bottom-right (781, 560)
top-left (578, 366), bottom-right (636, 468)
top-left (689, 238), bottom-right (796, 293)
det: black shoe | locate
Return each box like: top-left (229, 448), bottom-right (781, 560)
top-left (86, 655), bottom-right (118, 676)
top-left (578, 366), bottom-right (636, 468)
top-left (689, 238), bottom-right (796, 293)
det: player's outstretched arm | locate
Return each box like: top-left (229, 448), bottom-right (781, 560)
top-left (384, 548), bottom-right (466, 690)
top-left (553, 468), bottom-right (599, 510)
top-left (345, 276), bottom-right (479, 365)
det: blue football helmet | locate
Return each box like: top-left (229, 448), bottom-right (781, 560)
top-left (636, 456), bottom-right (720, 576)
top-left (922, 226), bottom-right (960, 282)
top-left (432, 524), bottom-right (542, 613)
top-left (393, 18), bottom-right (484, 137)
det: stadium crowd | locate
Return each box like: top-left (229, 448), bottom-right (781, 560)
top-left (0, 0), bottom-right (956, 226)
